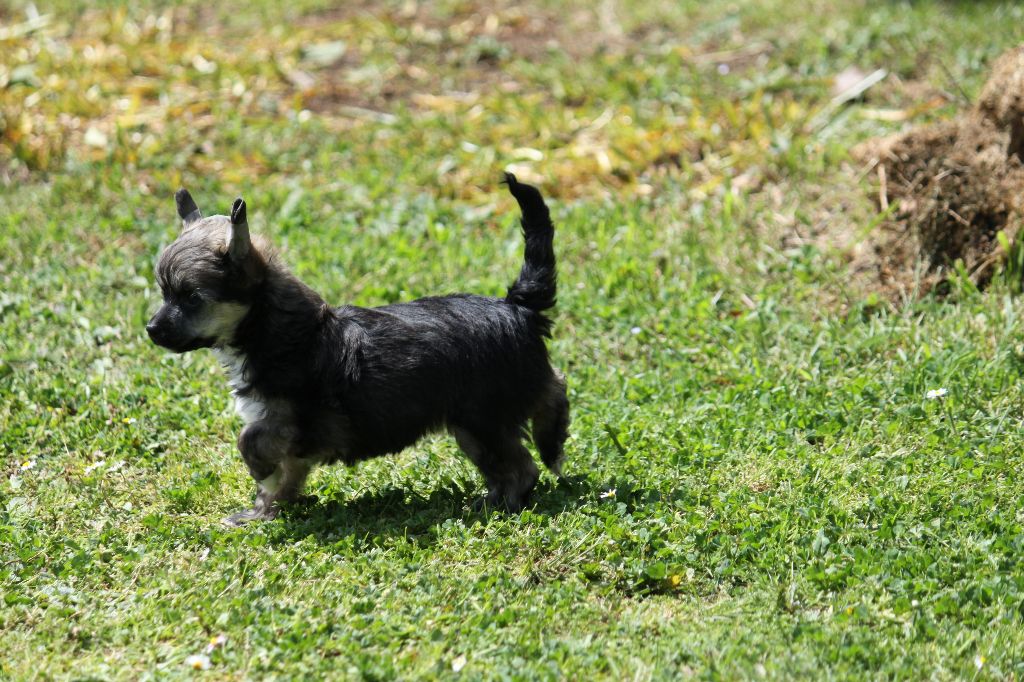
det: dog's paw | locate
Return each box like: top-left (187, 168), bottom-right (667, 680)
top-left (222, 506), bottom-right (278, 527)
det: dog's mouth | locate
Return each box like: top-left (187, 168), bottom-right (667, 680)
top-left (169, 336), bottom-right (216, 353)
top-left (147, 327), bottom-right (215, 353)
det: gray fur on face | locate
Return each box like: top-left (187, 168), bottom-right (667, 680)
top-left (148, 193), bottom-right (265, 353)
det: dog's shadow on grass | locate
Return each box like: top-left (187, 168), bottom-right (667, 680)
top-left (268, 475), bottom-right (594, 547)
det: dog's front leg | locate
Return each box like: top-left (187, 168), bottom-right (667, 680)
top-left (224, 420), bottom-right (309, 526)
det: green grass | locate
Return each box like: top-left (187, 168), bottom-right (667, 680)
top-left (4, 0), bottom-right (1024, 678)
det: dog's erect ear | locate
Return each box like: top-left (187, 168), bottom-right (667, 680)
top-left (228, 197), bottom-right (251, 262)
top-left (175, 188), bottom-right (202, 229)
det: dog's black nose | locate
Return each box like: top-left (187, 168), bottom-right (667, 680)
top-left (146, 321), bottom-right (162, 343)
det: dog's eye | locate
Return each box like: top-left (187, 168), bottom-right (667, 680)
top-left (184, 290), bottom-right (203, 308)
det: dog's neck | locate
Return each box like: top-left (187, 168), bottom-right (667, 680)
top-left (224, 265), bottom-right (330, 393)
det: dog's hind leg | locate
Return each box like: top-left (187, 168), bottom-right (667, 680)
top-left (453, 426), bottom-right (539, 512)
top-left (531, 372), bottom-right (570, 476)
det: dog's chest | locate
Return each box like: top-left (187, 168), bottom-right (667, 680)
top-left (213, 348), bottom-right (266, 424)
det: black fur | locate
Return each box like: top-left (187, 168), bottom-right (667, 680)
top-left (175, 188), bottom-right (202, 225)
top-left (148, 174), bottom-right (570, 524)
top-left (504, 172), bottom-right (557, 321)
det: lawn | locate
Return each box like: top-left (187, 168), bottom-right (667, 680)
top-left (4, 0), bottom-right (1024, 679)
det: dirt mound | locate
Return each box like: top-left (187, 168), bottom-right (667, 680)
top-left (854, 46), bottom-right (1024, 296)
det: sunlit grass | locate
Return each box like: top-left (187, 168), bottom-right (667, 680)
top-left (4, 0), bottom-right (1024, 679)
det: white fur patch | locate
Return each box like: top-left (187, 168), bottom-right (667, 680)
top-left (233, 392), bottom-right (267, 424)
top-left (213, 347), bottom-right (266, 424)
top-left (259, 469), bottom-right (283, 496)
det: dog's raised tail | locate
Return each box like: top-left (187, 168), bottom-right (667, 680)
top-left (504, 172), bottom-right (557, 320)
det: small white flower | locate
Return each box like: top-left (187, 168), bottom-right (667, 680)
top-left (185, 654), bottom-right (211, 670)
top-left (926, 388), bottom-right (948, 400)
top-left (451, 654), bottom-right (467, 672)
top-left (630, 326), bottom-right (642, 335)
top-left (974, 655), bottom-right (985, 670)
top-left (599, 488), bottom-right (616, 499)
top-left (20, 460), bottom-right (35, 471)
top-left (205, 634), bottom-right (227, 653)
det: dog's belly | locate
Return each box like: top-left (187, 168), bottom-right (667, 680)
top-left (291, 397), bottom-right (438, 465)
top-left (318, 417), bottom-right (427, 464)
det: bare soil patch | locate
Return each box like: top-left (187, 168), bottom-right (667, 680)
top-left (297, 1), bottom-right (602, 115)
top-left (853, 46), bottom-right (1024, 297)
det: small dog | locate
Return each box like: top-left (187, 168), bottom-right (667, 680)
top-left (147, 174), bottom-right (569, 525)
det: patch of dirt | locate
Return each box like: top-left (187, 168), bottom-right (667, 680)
top-left (297, 1), bottom-right (604, 115)
top-left (853, 46), bottom-right (1024, 298)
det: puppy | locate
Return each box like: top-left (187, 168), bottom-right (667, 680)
top-left (147, 174), bottom-right (569, 525)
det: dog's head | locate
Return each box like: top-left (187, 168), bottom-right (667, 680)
top-left (147, 189), bottom-right (265, 353)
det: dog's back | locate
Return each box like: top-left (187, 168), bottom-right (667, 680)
top-left (320, 293), bottom-right (555, 460)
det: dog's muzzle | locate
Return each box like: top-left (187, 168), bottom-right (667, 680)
top-left (147, 310), bottom-right (213, 353)
top-left (146, 320), bottom-right (174, 348)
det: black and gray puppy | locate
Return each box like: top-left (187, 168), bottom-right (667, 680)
top-left (147, 174), bottom-right (569, 525)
